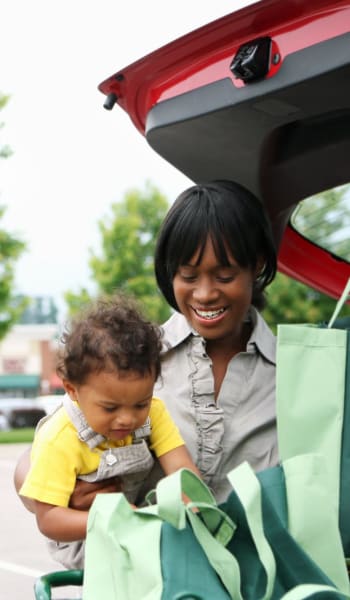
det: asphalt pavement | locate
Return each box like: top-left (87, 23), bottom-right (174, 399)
top-left (0, 443), bottom-right (81, 600)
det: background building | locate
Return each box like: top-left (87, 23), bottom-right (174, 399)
top-left (0, 296), bottom-right (64, 398)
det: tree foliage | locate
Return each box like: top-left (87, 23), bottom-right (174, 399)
top-left (0, 93), bottom-right (27, 339)
top-left (262, 272), bottom-right (350, 333)
top-left (64, 183), bottom-right (171, 323)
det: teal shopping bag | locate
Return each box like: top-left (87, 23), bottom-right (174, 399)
top-left (276, 277), bottom-right (350, 557)
top-left (222, 457), bottom-right (350, 600)
top-left (338, 321), bottom-right (350, 557)
top-left (84, 469), bottom-right (238, 600)
top-left (148, 460), bottom-right (349, 600)
top-left (84, 463), bottom-right (350, 600)
top-left (84, 494), bottom-right (163, 600)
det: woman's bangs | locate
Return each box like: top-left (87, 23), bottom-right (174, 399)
top-left (210, 231), bottom-right (233, 266)
top-left (170, 219), bottom-right (207, 268)
top-left (210, 213), bottom-right (248, 268)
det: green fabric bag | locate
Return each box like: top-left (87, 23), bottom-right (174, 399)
top-left (83, 494), bottom-right (163, 599)
top-left (338, 319), bottom-right (350, 557)
top-left (276, 277), bottom-right (350, 558)
top-left (84, 461), bottom-right (350, 600)
top-left (223, 457), bottom-right (350, 600)
top-left (84, 468), bottom-right (239, 600)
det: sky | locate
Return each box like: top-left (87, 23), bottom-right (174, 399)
top-left (1, 0), bottom-right (255, 319)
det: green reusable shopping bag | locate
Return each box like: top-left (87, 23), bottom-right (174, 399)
top-left (83, 468), bottom-right (238, 600)
top-left (222, 456), bottom-right (350, 600)
top-left (84, 462), bottom-right (350, 600)
top-left (276, 277), bottom-right (350, 557)
top-left (160, 457), bottom-right (349, 600)
top-left (327, 286), bottom-right (350, 557)
top-left (338, 318), bottom-right (350, 557)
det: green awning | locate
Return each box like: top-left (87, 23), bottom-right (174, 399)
top-left (0, 374), bottom-right (40, 389)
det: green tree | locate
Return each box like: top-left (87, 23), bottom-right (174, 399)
top-left (65, 183), bottom-right (171, 323)
top-left (64, 287), bottom-right (93, 318)
top-left (0, 93), bottom-right (27, 338)
top-left (262, 272), bottom-right (350, 333)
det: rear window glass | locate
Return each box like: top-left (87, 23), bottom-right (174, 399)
top-left (291, 184), bottom-right (350, 262)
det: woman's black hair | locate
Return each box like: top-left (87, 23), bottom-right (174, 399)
top-left (154, 180), bottom-right (277, 311)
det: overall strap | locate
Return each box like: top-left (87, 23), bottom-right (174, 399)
top-left (63, 395), bottom-right (105, 448)
top-left (132, 416), bottom-right (151, 441)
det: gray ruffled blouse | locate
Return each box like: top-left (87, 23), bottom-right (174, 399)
top-left (154, 307), bottom-right (278, 503)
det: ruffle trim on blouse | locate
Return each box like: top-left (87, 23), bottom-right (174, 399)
top-left (187, 335), bottom-right (224, 482)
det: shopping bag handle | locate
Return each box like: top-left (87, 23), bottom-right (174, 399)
top-left (156, 468), bottom-right (243, 600)
top-left (156, 468), bottom-right (234, 544)
top-left (227, 461), bottom-right (276, 600)
top-left (328, 277), bottom-right (350, 328)
top-left (185, 504), bottom-right (243, 600)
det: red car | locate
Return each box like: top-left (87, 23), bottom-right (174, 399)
top-left (98, 0), bottom-right (350, 301)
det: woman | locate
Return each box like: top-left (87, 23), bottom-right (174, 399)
top-left (14, 179), bottom-right (278, 538)
top-left (152, 179), bottom-right (277, 502)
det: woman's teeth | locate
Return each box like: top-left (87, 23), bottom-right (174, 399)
top-left (195, 308), bottom-right (225, 320)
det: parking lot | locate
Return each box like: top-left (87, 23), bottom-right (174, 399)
top-left (0, 443), bottom-right (80, 599)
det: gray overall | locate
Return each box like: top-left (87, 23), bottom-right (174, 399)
top-left (43, 395), bottom-right (154, 569)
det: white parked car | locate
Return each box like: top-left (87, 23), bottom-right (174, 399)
top-left (0, 397), bottom-right (46, 428)
top-left (0, 411), bottom-right (9, 431)
top-left (36, 394), bottom-right (64, 416)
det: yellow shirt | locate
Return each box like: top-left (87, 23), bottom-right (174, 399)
top-left (20, 396), bottom-right (184, 507)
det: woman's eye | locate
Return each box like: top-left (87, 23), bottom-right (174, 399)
top-left (217, 275), bottom-right (234, 282)
top-left (179, 272), bottom-right (196, 281)
top-left (183, 276), bottom-right (196, 281)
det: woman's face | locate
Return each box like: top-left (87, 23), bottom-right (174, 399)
top-left (173, 236), bottom-right (259, 344)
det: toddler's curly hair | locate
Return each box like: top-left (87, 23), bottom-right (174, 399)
top-left (56, 294), bottom-right (162, 385)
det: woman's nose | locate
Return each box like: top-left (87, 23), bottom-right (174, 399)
top-left (192, 277), bottom-right (219, 303)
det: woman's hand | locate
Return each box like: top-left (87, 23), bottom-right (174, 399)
top-left (68, 476), bottom-right (122, 511)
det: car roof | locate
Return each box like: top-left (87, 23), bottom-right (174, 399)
top-left (98, 0), bottom-right (350, 299)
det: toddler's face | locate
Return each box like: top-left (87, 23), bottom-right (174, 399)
top-left (64, 370), bottom-right (154, 441)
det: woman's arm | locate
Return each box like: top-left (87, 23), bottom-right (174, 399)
top-left (34, 500), bottom-right (89, 542)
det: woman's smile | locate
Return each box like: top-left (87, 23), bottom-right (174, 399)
top-left (192, 306), bottom-right (227, 322)
top-left (193, 306), bottom-right (226, 318)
